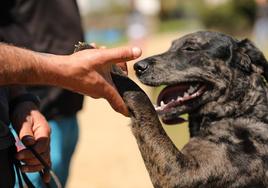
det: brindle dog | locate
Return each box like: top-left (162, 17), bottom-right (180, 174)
top-left (111, 31), bottom-right (268, 188)
top-left (75, 31), bottom-right (268, 187)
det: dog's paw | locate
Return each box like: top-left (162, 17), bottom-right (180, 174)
top-left (74, 41), bottom-right (94, 52)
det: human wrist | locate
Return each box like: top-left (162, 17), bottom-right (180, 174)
top-left (34, 53), bottom-right (70, 88)
top-left (43, 54), bottom-right (74, 89)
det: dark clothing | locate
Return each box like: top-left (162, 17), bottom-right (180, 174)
top-left (0, 146), bottom-right (16, 188)
top-left (0, 88), bottom-right (14, 150)
top-left (0, 1), bottom-right (84, 184)
top-left (0, 0), bottom-right (84, 121)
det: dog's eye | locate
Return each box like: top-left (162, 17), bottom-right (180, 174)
top-left (182, 46), bottom-right (199, 52)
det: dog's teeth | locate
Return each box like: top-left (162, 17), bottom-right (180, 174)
top-left (192, 84), bottom-right (199, 90)
top-left (155, 106), bottom-right (162, 111)
top-left (160, 101), bottom-right (166, 108)
top-left (188, 86), bottom-right (195, 93)
top-left (154, 104), bottom-right (164, 111)
top-left (154, 104), bottom-right (162, 110)
top-left (177, 96), bottom-right (183, 101)
top-left (183, 92), bottom-right (189, 97)
top-left (196, 91), bottom-right (202, 96)
top-left (192, 92), bottom-right (200, 97)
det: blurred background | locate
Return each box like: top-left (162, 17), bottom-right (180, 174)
top-left (68, 0), bottom-right (268, 187)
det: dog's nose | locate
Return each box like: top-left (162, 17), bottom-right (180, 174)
top-left (134, 60), bottom-right (149, 75)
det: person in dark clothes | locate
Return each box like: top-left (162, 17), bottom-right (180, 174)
top-left (1, 1), bottom-right (84, 187)
top-left (0, 32), bottom-right (142, 188)
top-left (0, 0), bottom-right (84, 187)
top-left (0, 85), bottom-right (51, 188)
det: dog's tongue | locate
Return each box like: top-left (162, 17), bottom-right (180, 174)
top-left (161, 116), bottom-right (186, 125)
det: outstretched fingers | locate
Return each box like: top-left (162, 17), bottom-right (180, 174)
top-left (99, 46), bottom-right (142, 64)
top-left (102, 79), bottom-right (129, 117)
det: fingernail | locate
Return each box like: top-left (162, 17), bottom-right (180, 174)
top-left (122, 106), bottom-right (130, 117)
top-left (22, 135), bottom-right (35, 146)
top-left (90, 42), bottom-right (96, 47)
top-left (132, 47), bottom-right (142, 58)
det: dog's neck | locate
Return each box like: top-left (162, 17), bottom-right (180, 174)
top-left (188, 74), bottom-right (268, 137)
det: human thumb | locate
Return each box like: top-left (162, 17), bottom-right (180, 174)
top-left (21, 135), bottom-right (36, 146)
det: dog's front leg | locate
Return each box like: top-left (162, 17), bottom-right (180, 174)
top-left (123, 92), bottom-right (216, 188)
top-left (126, 92), bottom-right (258, 188)
top-left (125, 90), bottom-right (187, 188)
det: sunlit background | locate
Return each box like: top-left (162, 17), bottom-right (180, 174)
top-left (67, 0), bottom-right (268, 187)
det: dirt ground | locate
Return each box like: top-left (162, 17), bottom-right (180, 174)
top-left (67, 32), bottom-right (190, 188)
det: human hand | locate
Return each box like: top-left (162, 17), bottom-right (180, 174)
top-left (11, 101), bottom-right (51, 183)
top-left (60, 46), bottom-right (142, 116)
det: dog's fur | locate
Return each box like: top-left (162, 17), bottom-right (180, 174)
top-left (75, 31), bottom-right (268, 187)
top-left (112, 31), bottom-right (268, 188)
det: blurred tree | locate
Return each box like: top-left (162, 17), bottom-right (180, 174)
top-left (198, 0), bottom-right (257, 34)
top-left (159, 0), bottom-right (184, 20)
top-left (233, 0), bottom-right (257, 25)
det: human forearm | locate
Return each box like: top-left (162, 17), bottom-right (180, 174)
top-left (0, 43), bottom-right (65, 86)
top-left (0, 42), bottom-right (142, 115)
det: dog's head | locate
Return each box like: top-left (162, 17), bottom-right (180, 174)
top-left (134, 31), bottom-right (268, 125)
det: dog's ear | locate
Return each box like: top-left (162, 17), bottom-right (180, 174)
top-left (236, 39), bottom-right (268, 80)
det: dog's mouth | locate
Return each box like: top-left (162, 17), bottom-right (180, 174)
top-left (155, 82), bottom-right (206, 125)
